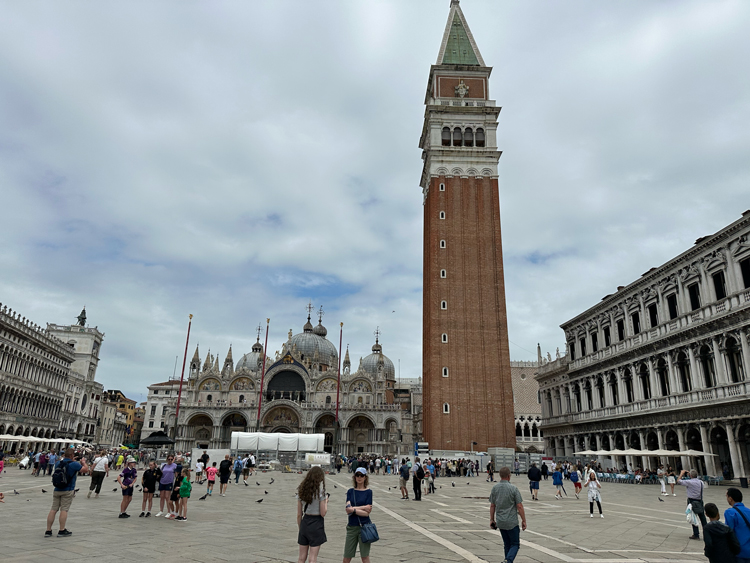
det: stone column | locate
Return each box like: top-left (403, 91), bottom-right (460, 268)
top-left (647, 358), bottom-right (658, 399)
top-left (616, 369), bottom-right (628, 405)
top-left (688, 346), bottom-right (702, 390)
top-left (726, 423), bottom-right (745, 480)
top-left (712, 337), bottom-right (729, 386)
top-left (666, 353), bottom-right (679, 396)
top-left (740, 329), bottom-right (750, 382)
top-left (699, 424), bottom-right (716, 475)
top-left (676, 427), bottom-right (690, 472)
top-left (608, 433), bottom-right (617, 469)
top-left (638, 430), bottom-right (650, 470)
top-left (604, 377), bottom-right (614, 408)
top-left (592, 378), bottom-right (602, 410)
top-left (656, 427), bottom-right (668, 466)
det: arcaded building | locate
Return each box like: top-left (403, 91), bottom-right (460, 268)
top-left (420, 0), bottom-right (516, 451)
top-left (537, 211), bottom-right (750, 477)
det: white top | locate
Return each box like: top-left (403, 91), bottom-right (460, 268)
top-left (585, 478), bottom-right (601, 502)
top-left (93, 456), bottom-right (108, 472)
top-left (195, 461), bottom-right (204, 472)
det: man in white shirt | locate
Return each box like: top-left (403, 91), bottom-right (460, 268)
top-left (88, 450), bottom-right (109, 498)
top-left (194, 460), bottom-right (204, 483)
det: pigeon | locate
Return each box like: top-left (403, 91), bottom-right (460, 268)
top-left (269, 478), bottom-right (275, 484)
top-left (333, 485), bottom-right (337, 489)
top-left (388, 487), bottom-right (391, 490)
top-left (466, 483), bottom-right (470, 485)
top-left (256, 498), bottom-right (263, 503)
top-left (451, 482), bottom-right (455, 487)
top-left (440, 486), bottom-right (442, 489)
top-left (256, 482), bottom-right (261, 486)
top-left (13, 490), bottom-right (19, 495)
top-left (658, 497), bottom-right (664, 502)
top-left (41, 489), bottom-right (47, 493)
top-left (264, 491), bottom-right (268, 495)
top-left (74, 489), bottom-right (79, 493)
top-left (112, 488), bottom-right (118, 492)
top-left (27, 499), bottom-right (31, 502)
top-left (198, 493), bottom-right (208, 500)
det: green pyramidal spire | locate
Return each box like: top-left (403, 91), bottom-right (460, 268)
top-left (438, 1), bottom-right (484, 66)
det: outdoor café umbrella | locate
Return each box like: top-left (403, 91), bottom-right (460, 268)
top-left (572, 450), bottom-right (598, 456)
top-left (681, 449), bottom-right (718, 457)
top-left (139, 431), bottom-right (175, 446)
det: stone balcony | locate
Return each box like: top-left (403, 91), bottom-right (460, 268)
top-left (568, 289), bottom-right (750, 372)
top-left (543, 380), bottom-right (750, 428)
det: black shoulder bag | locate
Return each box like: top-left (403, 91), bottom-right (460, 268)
top-left (352, 491), bottom-right (379, 544)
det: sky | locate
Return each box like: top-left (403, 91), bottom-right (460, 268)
top-left (1, 0), bottom-right (749, 403)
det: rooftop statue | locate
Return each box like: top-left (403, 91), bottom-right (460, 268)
top-left (77, 307), bottom-right (87, 327)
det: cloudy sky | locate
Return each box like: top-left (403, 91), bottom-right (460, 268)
top-left (1, 0), bottom-right (749, 403)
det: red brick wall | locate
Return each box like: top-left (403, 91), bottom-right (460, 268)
top-left (434, 76), bottom-right (487, 99)
top-left (422, 175), bottom-right (516, 451)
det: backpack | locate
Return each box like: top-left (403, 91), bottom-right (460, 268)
top-left (416, 464), bottom-right (425, 480)
top-left (570, 471), bottom-right (579, 483)
top-left (51, 459), bottom-right (71, 489)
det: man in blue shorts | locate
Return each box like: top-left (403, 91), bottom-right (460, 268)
top-left (527, 461), bottom-right (541, 501)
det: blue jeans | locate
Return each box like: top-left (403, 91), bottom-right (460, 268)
top-left (499, 525), bottom-right (520, 562)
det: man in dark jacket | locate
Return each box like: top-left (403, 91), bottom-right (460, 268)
top-left (527, 462), bottom-right (542, 501)
top-left (704, 502), bottom-right (740, 563)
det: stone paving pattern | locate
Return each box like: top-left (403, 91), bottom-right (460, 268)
top-left (0, 468), bottom-right (719, 562)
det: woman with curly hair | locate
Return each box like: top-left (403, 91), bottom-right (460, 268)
top-left (296, 466), bottom-right (328, 563)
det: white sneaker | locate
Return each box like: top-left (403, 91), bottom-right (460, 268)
top-left (590, 514), bottom-right (593, 518)
top-left (600, 514), bottom-right (604, 518)
top-left (672, 493), bottom-right (676, 496)
top-left (155, 512), bottom-right (163, 517)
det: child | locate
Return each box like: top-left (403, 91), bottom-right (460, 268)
top-left (570, 467), bottom-right (581, 499)
top-left (117, 456), bottom-right (138, 518)
top-left (703, 502), bottom-right (740, 562)
top-left (552, 464), bottom-right (564, 499)
top-left (166, 471), bottom-right (184, 520)
top-left (177, 468), bottom-right (192, 521)
top-left (194, 459), bottom-right (204, 483)
top-left (140, 461), bottom-right (158, 517)
top-left (296, 466), bottom-right (328, 563)
top-left (205, 461), bottom-right (218, 496)
top-left (583, 471), bottom-right (603, 518)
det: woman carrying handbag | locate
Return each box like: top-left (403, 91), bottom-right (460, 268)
top-left (344, 467), bottom-right (377, 563)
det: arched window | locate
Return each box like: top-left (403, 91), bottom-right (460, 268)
top-left (357, 396), bottom-right (363, 405)
top-left (442, 367), bottom-right (449, 377)
top-left (443, 403), bottom-right (450, 414)
top-left (441, 333), bottom-right (448, 343)
top-left (206, 394), bottom-right (212, 402)
top-left (726, 337), bottom-right (745, 382)
top-left (440, 269), bottom-right (447, 278)
top-left (440, 301), bottom-right (447, 310)
top-left (239, 394), bottom-right (245, 403)
top-left (440, 240), bottom-right (446, 248)
top-left (441, 127), bottom-right (451, 147)
top-left (326, 395), bottom-right (331, 405)
top-left (516, 422), bottom-right (522, 437)
top-left (464, 127), bottom-right (474, 147)
top-left (677, 352), bottom-right (692, 392)
top-left (531, 424), bottom-right (538, 437)
top-left (475, 128), bottom-right (485, 147)
top-left (452, 127), bottom-right (463, 147)
top-left (439, 183), bottom-right (445, 191)
top-left (439, 211), bottom-right (445, 219)
top-left (699, 345), bottom-right (716, 387)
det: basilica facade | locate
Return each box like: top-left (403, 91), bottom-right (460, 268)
top-left (172, 311), bottom-right (407, 456)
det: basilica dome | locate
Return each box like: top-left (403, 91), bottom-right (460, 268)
top-left (236, 339), bottom-right (265, 371)
top-left (360, 340), bottom-right (396, 380)
top-left (290, 317), bottom-right (338, 367)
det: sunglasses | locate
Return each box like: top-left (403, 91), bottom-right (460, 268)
top-left (355, 474), bottom-right (366, 477)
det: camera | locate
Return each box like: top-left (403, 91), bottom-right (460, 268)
top-left (490, 521), bottom-right (497, 530)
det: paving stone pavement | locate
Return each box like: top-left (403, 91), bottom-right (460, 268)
top-left (0, 467), bottom-right (719, 562)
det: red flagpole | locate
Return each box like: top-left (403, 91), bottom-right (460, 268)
top-left (173, 314), bottom-right (193, 441)
top-left (255, 318), bottom-right (270, 431)
top-left (336, 322), bottom-right (343, 424)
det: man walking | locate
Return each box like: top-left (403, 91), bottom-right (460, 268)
top-left (218, 454), bottom-right (232, 496)
top-left (725, 487), bottom-right (750, 562)
top-left (489, 466), bottom-right (527, 563)
top-left (527, 462), bottom-right (541, 501)
top-left (88, 450), bottom-right (109, 498)
top-left (412, 456), bottom-right (423, 501)
top-left (678, 469), bottom-right (707, 540)
top-left (45, 448), bottom-right (88, 537)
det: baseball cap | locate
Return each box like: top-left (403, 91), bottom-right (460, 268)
top-left (355, 467), bottom-right (367, 475)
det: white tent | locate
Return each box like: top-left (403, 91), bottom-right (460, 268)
top-left (231, 432), bottom-right (325, 452)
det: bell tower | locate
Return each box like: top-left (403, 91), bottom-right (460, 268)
top-left (420, 0), bottom-right (516, 451)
